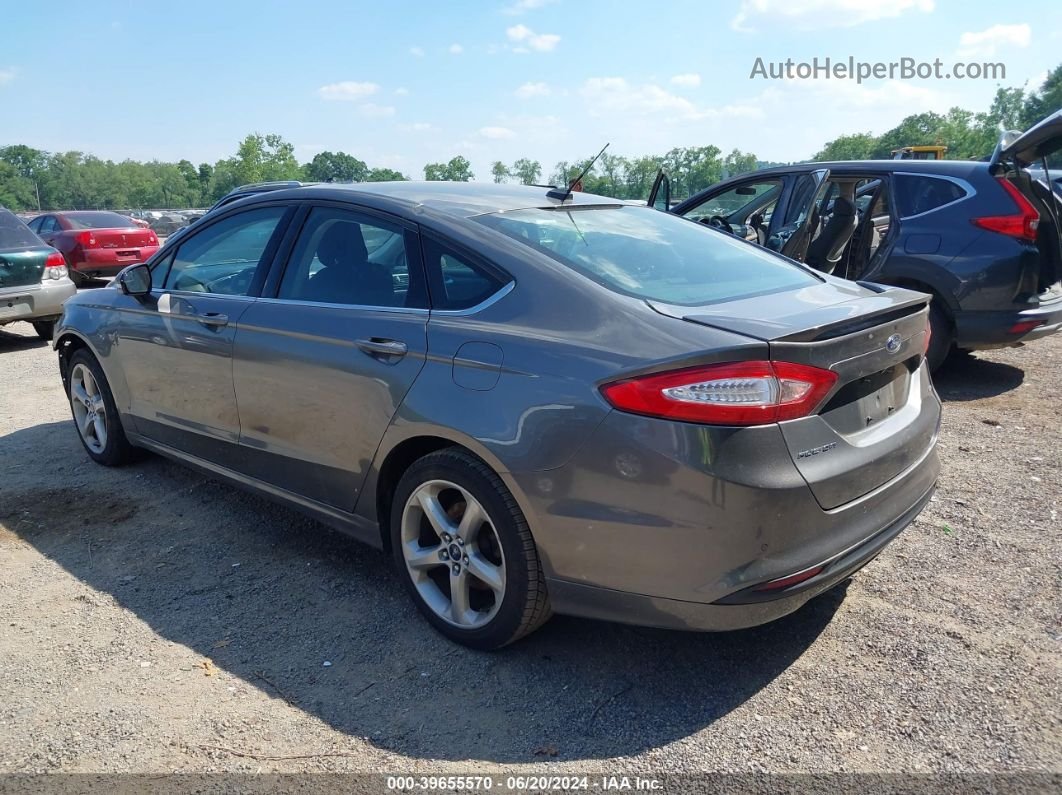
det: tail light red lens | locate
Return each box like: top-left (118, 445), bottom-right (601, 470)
top-left (45, 251), bottom-right (66, 268)
top-left (971, 178), bottom-right (1040, 242)
top-left (752, 564), bottom-right (825, 592)
top-left (76, 230), bottom-right (97, 247)
top-left (600, 360), bottom-right (838, 426)
top-left (1008, 319), bottom-right (1046, 335)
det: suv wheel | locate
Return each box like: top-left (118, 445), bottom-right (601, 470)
top-left (391, 449), bottom-right (551, 649)
top-left (926, 303), bottom-right (952, 372)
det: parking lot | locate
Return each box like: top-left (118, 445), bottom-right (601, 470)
top-left (0, 314), bottom-right (1059, 775)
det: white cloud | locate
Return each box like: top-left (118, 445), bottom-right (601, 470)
top-left (399, 122), bottom-right (435, 132)
top-left (506, 24), bottom-right (561, 52)
top-left (515, 81), bottom-right (551, 98)
top-left (394, 87), bottom-right (410, 96)
top-left (409, 46), bottom-right (425, 57)
top-left (316, 81), bottom-right (379, 101)
top-left (0, 67), bottom-right (17, 86)
top-left (449, 43), bottom-right (464, 54)
top-left (503, 0), bottom-right (558, 14)
top-left (670, 73), bottom-right (701, 88)
top-left (360, 103), bottom-right (396, 118)
top-left (732, 0), bottom-right (934, 32)
top-left (580, 77), bottom-right (760, 121)
top-left (957, 24), bottom-right (1031, 57)
top-left (480, 126), bottom-right (517, 139)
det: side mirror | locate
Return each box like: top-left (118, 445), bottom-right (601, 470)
top-left (119, 263), bottom-right (151, 296)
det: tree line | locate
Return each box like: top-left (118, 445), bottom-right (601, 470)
top-left (2, 64), bottom-right (1058, 213)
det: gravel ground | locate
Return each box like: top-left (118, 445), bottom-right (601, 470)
top-left (0, 312), bottom-right (1059, 779)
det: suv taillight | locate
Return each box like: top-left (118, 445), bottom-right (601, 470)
top-left (972, 178), bottom-right (1040, 242)
top-left (600, 361), bottom-right (838, 426)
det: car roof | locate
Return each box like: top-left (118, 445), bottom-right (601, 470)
top-left (239, 181), bottom-right (625, 219)
top-left (748, 159), bottom-right (987, 178)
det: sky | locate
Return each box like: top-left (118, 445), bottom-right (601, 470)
top-left (1, 0), bottom-right (1060, 180)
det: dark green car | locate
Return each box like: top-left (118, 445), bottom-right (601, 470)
top-left (0, 208), bottom-right (76, 340)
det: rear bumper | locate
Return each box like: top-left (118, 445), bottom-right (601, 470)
top-left (512, 384), bottom-right (940, 629)
top-left (954, 298), bottom-right (1062, 348)
top-left (71, 246), bottom-right (159, 276)
top-left (546, 482), bottom-right (933, 631)
top-left (0, 279), bottom-right (78, 324)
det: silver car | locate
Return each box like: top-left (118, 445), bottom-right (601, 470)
top-left (54, 182), bottom-right (940, 649)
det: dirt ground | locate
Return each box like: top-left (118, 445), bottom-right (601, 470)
top-left (0, 317), bottom-right (1059, 779)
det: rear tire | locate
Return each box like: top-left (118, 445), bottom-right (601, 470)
top-left (926, 302), bottom-right (952, 373)
top-left (391, 448), bottom-right (551, 650)
top-left (66, 349), bottom-right (139, 466)
top-left (69, 270), bottom-right (88, 288)
top-left (31, 320), bottom-right (55, 341)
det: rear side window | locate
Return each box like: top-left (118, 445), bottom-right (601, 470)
top-left (422, 238), bottom-right (508, 310)
top-left (476, 205), bottom-right (818, 306)
top-left (0, 210), bottom-right (44, 248)
top-left (893, 175), bottom-right (967, 218)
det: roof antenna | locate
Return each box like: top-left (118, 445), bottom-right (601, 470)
top-left (548, 143), bottom-right (610, 202)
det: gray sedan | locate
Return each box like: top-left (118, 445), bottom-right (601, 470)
top-left (53, 182), bottom-right (940, 649)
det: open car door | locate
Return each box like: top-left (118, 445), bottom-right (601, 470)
top-left (991, 109), bottom-right (1062, 297)
top-left (646, 169), bottom-right (670, 211)
top-left (775, 168), bottom-right (830, 263)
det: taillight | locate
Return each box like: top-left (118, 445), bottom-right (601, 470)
top-left (76, 230), bottom-right (97, 247)
top-left (149, 233), bottom-right (158, 245)
top-left (971, 178), bottom-right (1040, 242)
top-left (752, 564), bottom-right (825, 592)
top-left (1008, 319), bottom-right (1046, 335)
top-left (43, 250), bottom-right (68, 280)
top-left (600, 360), bottom-right (839, 426)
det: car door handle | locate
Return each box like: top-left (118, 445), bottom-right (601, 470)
top-left (355, 338), bottom-right (407, 358)
top-left (196, 312), bottom-right (228, 328)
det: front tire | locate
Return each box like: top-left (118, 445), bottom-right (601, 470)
top-left (391, 449), bottom-right (551, 649)
top-left (66, 349), bottom-right (138, 466)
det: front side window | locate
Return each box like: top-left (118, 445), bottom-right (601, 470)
top-left (277, 207), bottom-right (426, 308)
top-left (165, 206), bottom-right (286, 295)
top-left (476, 205), bottom-right (819, 306)
top-left (685, 180), bottom-right (782, 224)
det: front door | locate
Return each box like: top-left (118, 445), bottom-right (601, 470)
top-left (116, 205), bottom-right (290, 464)
top-left (231, 204), bottom-right (429, 510)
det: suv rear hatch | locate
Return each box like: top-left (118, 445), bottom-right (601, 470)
top-left (0, 211), bottom-right (48, 291)
top-left (990, 110), bottom-right (1062, 297)
top-left (649, 278), bottom-right (937, 509)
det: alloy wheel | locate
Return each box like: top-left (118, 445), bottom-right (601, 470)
top-left (400, 479), bottom-right (507, 628)
top-left (69, 362), bottom-right (108, 454)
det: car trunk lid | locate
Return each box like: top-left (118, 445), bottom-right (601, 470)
top-left (0, 247), bottom-right (48, 291)
top-left (89, 227), bottom-right (157, 249)
top-left (649, 278), bottom-right (937, 509)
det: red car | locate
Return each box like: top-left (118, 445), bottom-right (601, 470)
top-left (26, 211), bottom-right (159, 286)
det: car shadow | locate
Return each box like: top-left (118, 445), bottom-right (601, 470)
top-left (0, 327), bottom-right (48, 351)
top-left (1, 420), bottom-right (845, 763)
top-left (933, 352), bottom-right (1025, 402)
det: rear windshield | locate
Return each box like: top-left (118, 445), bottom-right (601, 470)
top-left (475, 206), bottom-right (819, 306)
top-left (0, 209), bottom-right (45, 249)
top-left (64, 211), bottom-right (135, 229)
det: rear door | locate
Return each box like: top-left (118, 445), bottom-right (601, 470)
top-left (230, 203), bottom-right (429, 511)
top-left (117, 204), bottom-right (291, 462)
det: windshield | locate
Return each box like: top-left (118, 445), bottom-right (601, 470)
top-left (64, 211), bottom-right (135, 230)
top-left (0, 210), bottom-right (46, 249)
top-left (476, 206), bottom-right (819, 306)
